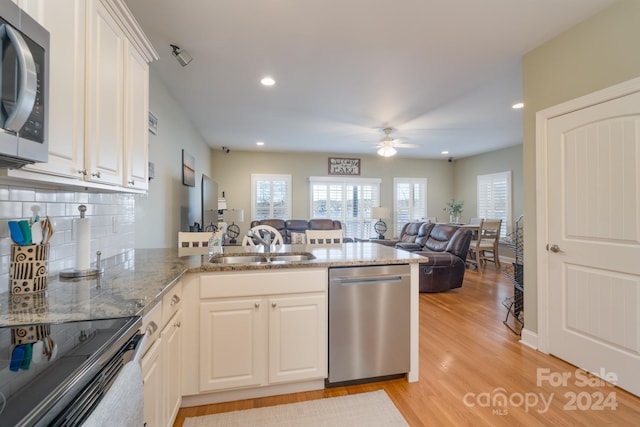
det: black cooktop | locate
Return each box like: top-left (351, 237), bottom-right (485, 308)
top-left (0, 317), bottom-right (140, 426)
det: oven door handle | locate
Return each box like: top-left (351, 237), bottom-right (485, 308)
top-left (0, 24), bottom-right (37, 132)
top-left (132, 321), bottom-right (157, 364)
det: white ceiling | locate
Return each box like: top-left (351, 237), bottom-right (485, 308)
top-left (124, 0), bottom-right (617, 159)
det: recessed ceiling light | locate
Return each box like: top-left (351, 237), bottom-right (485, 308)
top-left (260, 77), bottom-right (275, 86)
top-left (512, 102), bottom-right (524, 109)
top-left (256, 141), bottom-right (264, 146)
top-left (441, 151), bottom-right (449, 155)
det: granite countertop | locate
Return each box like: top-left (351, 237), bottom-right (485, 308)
top-left (0, 243), bottom-right (424, 327)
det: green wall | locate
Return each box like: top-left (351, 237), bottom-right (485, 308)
top-left (453, 145), bottom-right (523, 226)
top-left (135, 69), bottom-right (213, 248)
top-left (210, 150), bottom-right (454, 237)
top-left (522, 0), bottom-right (640, 333)
top-left (209, 146), bottom-right (524, 240)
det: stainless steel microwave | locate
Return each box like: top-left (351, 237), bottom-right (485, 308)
top-left (0, 1), bottom-right (49, 169)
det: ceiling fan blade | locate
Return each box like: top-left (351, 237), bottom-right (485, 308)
top-left (393, 143), bottom-right (422, 148)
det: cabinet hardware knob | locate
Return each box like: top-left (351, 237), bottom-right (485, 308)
top-left (91, 171), bottom-right (101, 178)
top-left (171, 295), bottom-right (180, 305)
top-left (272, 303), bottom-right (277, 308)
top-left (174, 321), bottom-right (181, 328)
top-left (78, 169), bottom-right (87, 176)
top-left (128, 180), bottom-right (135, 185)
top-left (146, 321), bottom-right (158, 336)
top-left (255, 303), bottom-right (260, 308)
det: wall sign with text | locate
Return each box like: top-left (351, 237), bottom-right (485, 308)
top-left (328, 157), bottom-right (361, 175)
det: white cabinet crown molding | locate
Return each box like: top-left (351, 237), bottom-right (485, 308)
top-left (102, 0), bottom-right (159, 62)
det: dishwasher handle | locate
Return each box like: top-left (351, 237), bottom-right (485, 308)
top-left (332, 275), bottom-right (404, 285)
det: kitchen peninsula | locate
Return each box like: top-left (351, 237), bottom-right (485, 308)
top-left (0, 243), bottom-right (423, 425)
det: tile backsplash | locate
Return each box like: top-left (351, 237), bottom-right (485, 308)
top-left (0, 183), bottom-right (136, 293)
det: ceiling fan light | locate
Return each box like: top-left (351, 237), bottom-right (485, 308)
top-left (377, 146), bottom-right (397, 157)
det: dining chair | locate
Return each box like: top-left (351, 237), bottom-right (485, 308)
top-left (468, 217), bottom-right (482, 225)
top-left (468, 219), bottom-right (502, 269)
top-left (305, 229), bottom-right (343, 244)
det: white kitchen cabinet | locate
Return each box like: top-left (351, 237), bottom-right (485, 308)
top-left (141, 304), bottom-right (164, 427)
top-left (141, 279), bottom-right (183, 427)
top-left (85, 0), bottom-right (125, 186)
top-left (142, 338), bottom-right (163, 427)
top-left (161, 283), bottom-right (183, 426)
top-left (15, 0), bottom-right (86, 179)
top-left (200, 298), bottom-right (267, 391)
top-left (8, 0), bottom-right (156, 191)
top-left (268, 294), bottom-right (326, 384)
top-left (197, 269), bottom-right (327, 393)
top-left (123, 43), bottom-right (150, 190)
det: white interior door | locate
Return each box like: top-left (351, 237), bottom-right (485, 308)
top-left (546, 90), bottom-right (640, 397)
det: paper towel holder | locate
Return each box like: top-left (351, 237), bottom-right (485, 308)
top-left (60, 205), bottom-right (104, 279)
top-left (60, 250), bottom-right (104, 279)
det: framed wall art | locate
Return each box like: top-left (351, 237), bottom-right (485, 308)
top-left (328, 157), bottom-right (361, 176)
top-left (148, 111), bottom-right (158, 134)
top-left (182, 149), bottom-right (195, 187)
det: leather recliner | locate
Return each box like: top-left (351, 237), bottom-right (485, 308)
top-left (395, 223), bottom-right (472, 292)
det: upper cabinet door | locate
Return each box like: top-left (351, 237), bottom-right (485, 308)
top-left (85, 0), bottom-right (125, 186)
top-left (18, 0), bottom-right (86, 179)
top-left (124, 43), bottom-right (149, 190)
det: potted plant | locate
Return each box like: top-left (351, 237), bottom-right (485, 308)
top-left (444, 199), bottom-right (464, 224)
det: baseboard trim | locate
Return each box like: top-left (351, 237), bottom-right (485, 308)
top-left (181, 379), bottom-right (325, 407)
top-left (519, 328), bottom-right (538, 350)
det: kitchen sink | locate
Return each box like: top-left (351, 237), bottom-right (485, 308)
top-left (268, 253), bottom-right (316, 262)
top-left (209, 252), bottom-right (316, 264)
top-left (209, 255), bottom-right (268, 264)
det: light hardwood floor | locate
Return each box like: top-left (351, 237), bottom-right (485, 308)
top-left (174, 267), bottom-right (640, 426)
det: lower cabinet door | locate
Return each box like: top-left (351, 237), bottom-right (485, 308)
top-left (163, 310), bottom-right (182, 426)
top-left (141, 337), bottom-right (164, 427)
top-left (269, 294), bottom-right (327, 383)
top-left (199, 298), bottom-right (267, 391)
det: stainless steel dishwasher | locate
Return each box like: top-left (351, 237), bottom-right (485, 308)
top-left (327, 264), bottom-right (411, 385)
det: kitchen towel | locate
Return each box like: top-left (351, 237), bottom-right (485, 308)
top-left (73, 217), bottom-right (90, 270)
top-left (81, 361), bottom-right (143, 427)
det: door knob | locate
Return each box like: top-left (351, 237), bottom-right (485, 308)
top-left (548, 244), bottom-right (560, 253)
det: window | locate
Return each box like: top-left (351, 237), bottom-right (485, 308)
top-left (477, 171), bottom-right (511, 238)
top-left (309, 176), bottom-right (381, 239)
top-left (251, 174), bottom-right (291, 220)
top-left (393, 178), bottom-right (427, 237)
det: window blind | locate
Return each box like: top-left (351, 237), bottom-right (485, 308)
top-left (394, 178), bottom-right (427, 237)
top-left (477, 171), bottom-right (511, 238)
top-left (251, 174), bottom-right (292, 220)
top-left (309, 177), bottom-right (381, 239)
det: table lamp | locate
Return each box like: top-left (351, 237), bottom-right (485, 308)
top-left (371, 207), bottom-right (390, 239)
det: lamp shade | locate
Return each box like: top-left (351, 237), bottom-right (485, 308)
top-left (371, 207), bottom-right (390, 219)
top-left (226, 209), bottom-right (244, 223)
top-left (217, 197), bottom-right (228, 210)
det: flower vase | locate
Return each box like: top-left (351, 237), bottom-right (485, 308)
top-left (450, 215), bottom-right (459, 224)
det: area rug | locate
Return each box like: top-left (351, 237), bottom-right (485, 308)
top-left (183, 390), bottom-right (408, 427)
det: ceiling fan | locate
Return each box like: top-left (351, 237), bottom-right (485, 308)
top-left (374, 128), bottom-right (422, 157)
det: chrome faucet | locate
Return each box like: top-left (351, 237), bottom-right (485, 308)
top-left (246, 229), bottom-right (272, 252)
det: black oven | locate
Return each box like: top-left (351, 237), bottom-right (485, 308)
top-left (0, 0), bottom-right (49, 168)
top-left (0, 316), bottom-right (142, 426)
